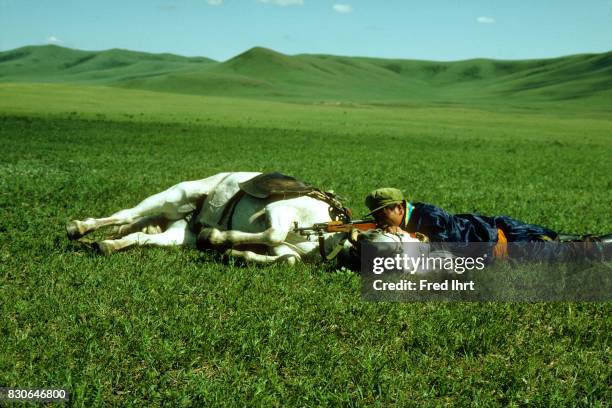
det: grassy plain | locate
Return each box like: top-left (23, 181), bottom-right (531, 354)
top-left (0, 77), bottom-right (611, 406)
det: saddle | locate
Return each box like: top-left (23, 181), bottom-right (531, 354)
top-left (238, 172), bottom-right (314, 199)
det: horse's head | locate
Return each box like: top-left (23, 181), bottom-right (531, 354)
top-left (334, 229), bottom-right (422, 271)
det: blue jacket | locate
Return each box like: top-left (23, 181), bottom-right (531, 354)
top-left (404, 202), bottom-right (558, 243)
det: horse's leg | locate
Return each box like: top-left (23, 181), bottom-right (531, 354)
top-left (96, 219), bottom-right (196, 255)
top-left (108, 215), bottom-right (168, 239)
top-left (199, 205), bottom-right (297, 247)
top-left (226, 246), bottom-right (300, 265)
top-left (67, 175), bottom-right (228, 240)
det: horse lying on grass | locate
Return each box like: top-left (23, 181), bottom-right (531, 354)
top-left (66, 172), bottom-right (420, 265)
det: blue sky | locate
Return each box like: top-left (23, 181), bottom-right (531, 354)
top-left (1, 0), bottom-right (611, 61)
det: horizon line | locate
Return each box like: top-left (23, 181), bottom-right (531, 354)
top-left (2, 43), bottom-right (611, 65)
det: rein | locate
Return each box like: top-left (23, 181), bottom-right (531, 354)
top-left (307, 189), bottom-right (352, 223)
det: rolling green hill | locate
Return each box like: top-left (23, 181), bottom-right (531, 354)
top-left (0, 45), bottom-right (215, 85)
top-left (0, 44), bottom-right (610, 106)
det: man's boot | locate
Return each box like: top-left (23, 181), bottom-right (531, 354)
top-left (584, 233), bottom-right (612, 244)
top-left (557, 233), bottom-right (612, 243)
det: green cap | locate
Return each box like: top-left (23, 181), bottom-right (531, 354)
top-left (365, 188), bottom-right (405, 216)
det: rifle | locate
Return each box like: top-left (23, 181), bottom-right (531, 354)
top-left (294, 219), bottom-right (378, 237)
top-left (293, 219), bottom-right (377, 261)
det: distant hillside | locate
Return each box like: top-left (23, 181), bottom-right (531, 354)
top-left (0, 45), bottom-right (215, 84)
top-left (1, 44), bottom-right (610, 106)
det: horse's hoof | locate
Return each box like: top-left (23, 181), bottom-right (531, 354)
top-left (278, 254), bottom-right (299, 265)
top-left (143, 225), bottom-right (162, 234)
top-left (66, 220), bottom-right (86, 240)
top-left (94, 240), bottom-right (116, 255)
top-left (199, 227), bottom-right (225, 246)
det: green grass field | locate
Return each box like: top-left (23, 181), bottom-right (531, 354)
top-left (0, 45), bottom-right (611, 406)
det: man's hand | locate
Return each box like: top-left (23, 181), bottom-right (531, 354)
top-left (383, 225), bottom-right (407, 234)
top-left (349, 228), bottom-right (361, 245)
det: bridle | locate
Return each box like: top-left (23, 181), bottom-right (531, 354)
top-left (306, 189), bottom-right (353, 261)
top-left (307, 189), bottom-right (352, 223)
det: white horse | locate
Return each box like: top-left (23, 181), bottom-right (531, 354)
top-left (66, 172), bottom-right (370, 265)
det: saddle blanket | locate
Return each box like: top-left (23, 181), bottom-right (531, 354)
top-left (196, 172), bottom-right (261, 228)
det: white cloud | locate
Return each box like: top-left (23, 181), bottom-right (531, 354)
top-left (333, 4), bottom-right (353, 14)
top-left (258, 0), bottom-right (304, 6)
top-left (207, 0), bottom-right (223, 5)
top-left (477, 16), bottom-right (495, 24)
top-left (46, 36), bottom-right (64, 44)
